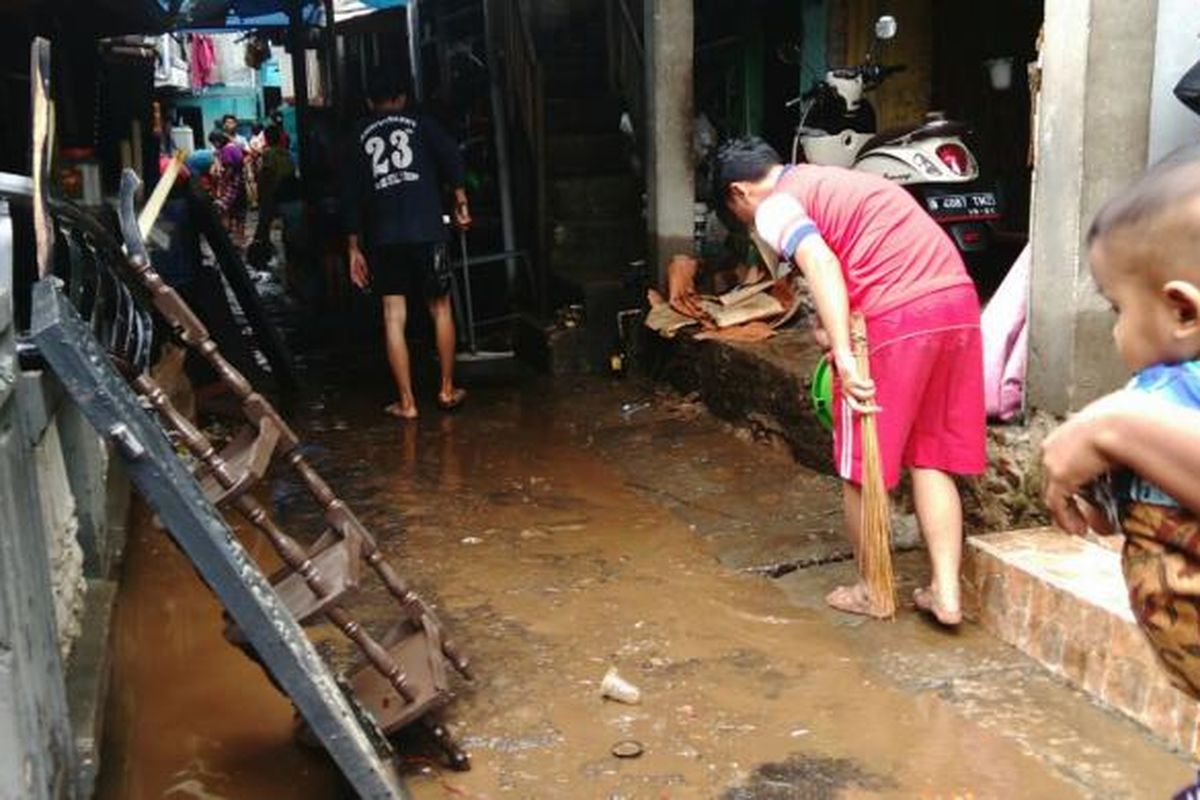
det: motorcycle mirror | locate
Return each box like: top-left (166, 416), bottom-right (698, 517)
top-left (874, 15), bottom-right (898, 41)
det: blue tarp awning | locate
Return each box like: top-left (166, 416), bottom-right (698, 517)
top-left (130, 0), bottom-right (404, 32)
top-left (167, 0), bottom-right (406, 29)
top-left (333, 0), bottom-right (405, 23)
top-left (170, 0), bottom-right (325, 30)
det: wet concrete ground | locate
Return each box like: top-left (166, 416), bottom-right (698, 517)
top-left (97, 345), bottom-right (1194, 799)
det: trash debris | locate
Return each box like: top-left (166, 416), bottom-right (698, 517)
top-left (610, 740), bottom-right (644, 759)
top-left (790, 727), bottom-right (811, 738)
top-left (599, 667), bottom-right (641, 704)
top-left (461, 536), bottom-right (483, 546)
top-left (619, 401), bottom-right (651, 420)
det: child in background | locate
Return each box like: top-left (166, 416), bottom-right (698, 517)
top-left (1042, 151), bottom-right (1200, 697)
top-left (209, 130), bottom-right (247, 245)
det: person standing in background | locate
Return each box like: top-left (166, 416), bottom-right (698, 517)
top-left (344, 72), bottom-right (471, 419)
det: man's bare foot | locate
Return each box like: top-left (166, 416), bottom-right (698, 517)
top-left (437, 387), bottom-right (467, 411)
top-left (825, 583), bottom-right (891, 619)
top-left (384, 401), bottom-right (419, 421)
top-left (913, 586), bottom-right (962, 626)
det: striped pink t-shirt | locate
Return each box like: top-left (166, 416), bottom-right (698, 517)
top-left (754, 165), bottom-right (972, 318)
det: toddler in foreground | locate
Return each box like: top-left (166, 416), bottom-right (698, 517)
top-left (1043, 151), bottom-right (1200, 697)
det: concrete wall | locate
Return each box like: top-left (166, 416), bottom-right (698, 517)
top-left (0, 195), bottom-right (77, 799)
top-left (0, 183), bottom-right (129, 798)
top-left (1027, 0), bottom-right (1158, 413)
top-left (1148, 0), bottom-right (1200, 164)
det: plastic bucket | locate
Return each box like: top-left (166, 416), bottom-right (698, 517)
top-left (810, 358), bottom-right (833, 431)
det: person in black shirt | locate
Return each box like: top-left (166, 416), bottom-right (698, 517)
top-left (345, 73), bottom-right (471, 418)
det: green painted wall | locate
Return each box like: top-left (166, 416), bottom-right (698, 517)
top-left (799, 0), bottom-right (827, 94)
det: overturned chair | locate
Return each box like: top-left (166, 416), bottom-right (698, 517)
top-left (115, 165), bottom-right (474, 767)
top-left (25, 36), bottom-right (471, 797)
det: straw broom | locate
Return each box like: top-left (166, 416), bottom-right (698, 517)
top-left (851, 313), bottom-right (896, 618)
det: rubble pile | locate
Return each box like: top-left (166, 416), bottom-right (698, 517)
top-left (962, 411), bottom-right (1059, 534)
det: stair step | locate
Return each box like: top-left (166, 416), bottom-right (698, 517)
top-left (546, 97), bottom-right (623, 134)
top-left (547, 133), bottom-right (629, 177)
top-left (549, 175), bottom-right (639, 219)
top-left (541, 50), bottom-right (606, 69)
top-left (549, 243), bottom-right (639, 272)
top-left (551, 218), bottom-right (642, 255)
top-left (545, 68), bottom-right (607, 97)
top-left (964, 528), bottom-right (1200, 757)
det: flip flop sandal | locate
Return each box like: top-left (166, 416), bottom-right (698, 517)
top-left (437, 388), bottom-right (467, 411)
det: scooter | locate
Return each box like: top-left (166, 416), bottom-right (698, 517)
top-left (789, 16), bottom-right (1002, 269)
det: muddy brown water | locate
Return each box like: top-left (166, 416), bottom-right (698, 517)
top-left (97, 371), bottom-right (1191, 799)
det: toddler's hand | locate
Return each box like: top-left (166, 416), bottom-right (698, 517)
top-left (1041, 391), bottom-right (1138, 534)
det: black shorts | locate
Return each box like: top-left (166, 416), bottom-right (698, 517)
top-left (368, 241), bottom-right (451, 298)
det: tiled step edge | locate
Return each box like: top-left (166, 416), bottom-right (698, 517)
top-left (963, 528), bottom-right (1200, 756)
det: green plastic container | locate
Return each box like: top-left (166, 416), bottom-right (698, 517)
top-left (810, 358), bottom-right (833, 432)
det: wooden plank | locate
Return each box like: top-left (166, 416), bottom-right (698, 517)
top-left (31, 281), bottom-right (406, 800)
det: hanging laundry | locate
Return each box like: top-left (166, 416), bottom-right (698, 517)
top-left (189, 34), bottom-right (217, 90)
top-left (981, 245), bottom-right (1030, 421)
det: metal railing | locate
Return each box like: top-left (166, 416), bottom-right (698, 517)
top-left (493, 0), bottom-right (548, 311)
top-left (606, 0), bottom-right (644, 143)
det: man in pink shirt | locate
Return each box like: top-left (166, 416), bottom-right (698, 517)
top-left (713, 137), bottom-right (986, 623)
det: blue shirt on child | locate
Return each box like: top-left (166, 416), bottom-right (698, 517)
top-left (1083, 360), bottom-right (1200, 527)
top-left (1121, 360), bottom-right (1200, 508)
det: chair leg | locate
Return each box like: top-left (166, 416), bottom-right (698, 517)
top-left (420, 717), bottom-right (471, 772)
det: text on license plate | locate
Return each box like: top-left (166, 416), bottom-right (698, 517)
top-left (926, 193), bottom-right (998, 217)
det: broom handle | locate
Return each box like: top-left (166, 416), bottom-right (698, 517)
top-left (851, 311), bottom-right (897, 617)
top-left (851, 313), bottom-right (871, 382)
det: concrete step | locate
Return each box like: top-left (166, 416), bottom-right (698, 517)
top-left (549, 174), bottom-right (639, 220)
top-left (545, 97), bottom-right (623, 135)
top-left (661, 329), bottom-right (833, 472)
top-left (963, 527), bottom-right (1200, 757)
top-left (546, 267), bottom-right (640, 372)
top-left (514, 313), bottom-right (593, 376)
top-left (547, 133), bottom-right (629, 177)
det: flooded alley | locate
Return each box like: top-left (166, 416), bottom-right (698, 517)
top-left (95, 342), bottom-right (1194, 800)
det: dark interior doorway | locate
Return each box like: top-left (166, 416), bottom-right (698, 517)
top-left (931, 0), bottom-right (1043, 239)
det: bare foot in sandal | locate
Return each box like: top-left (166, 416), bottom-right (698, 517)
top-left (384, 401), bottom-right (419, 421)
top-left (913, 586), bottom-right (962, 626)
top-left (825, 582), bottom-right (891, 619)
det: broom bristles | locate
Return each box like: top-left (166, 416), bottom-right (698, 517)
top-left (852, 313), bottom-right (896, 618)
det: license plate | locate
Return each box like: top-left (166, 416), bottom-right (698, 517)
top-left (925, 192), bottom-right (999, 218)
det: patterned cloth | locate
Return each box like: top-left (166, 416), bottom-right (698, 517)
top-left (1107, 360), bottom-right (1200, 698)
top-left (1121, 503), bottom-right (1200, 698)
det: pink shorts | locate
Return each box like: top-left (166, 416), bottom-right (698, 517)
top-left (832, 285), bottom-right (987, 489)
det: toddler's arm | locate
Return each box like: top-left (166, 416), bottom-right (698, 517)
top-left (1042, 390), bottom-right (1200, 534)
